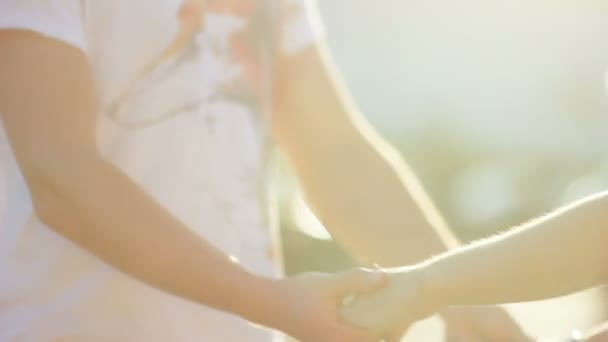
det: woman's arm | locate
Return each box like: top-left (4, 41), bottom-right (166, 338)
top-left (424, 191), bottom-right (608, 306)
top-left (0, 30), bottom-right (379, 342)
top-left (275, 41), bottom-right (528, 339)
top-left (342, 191), bottom-right (608, 339)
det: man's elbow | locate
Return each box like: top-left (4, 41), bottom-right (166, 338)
top-left (16, 147), bottom-right (102, 228)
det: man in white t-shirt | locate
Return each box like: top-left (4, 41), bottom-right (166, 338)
top-left (0, 0), bottom-right (528, 341)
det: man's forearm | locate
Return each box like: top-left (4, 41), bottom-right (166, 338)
top-left (32, 153), bottom-right (284, 328)
top-left (275, 45), bottom-right (457, 267)
top-left (420, 192), bottom-right (608, 307)
top-left (292, 138), bottom-right (456, 267)
top-left (0, 30), bottom-right (289, 333)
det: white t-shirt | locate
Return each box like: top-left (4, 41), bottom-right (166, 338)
top-left (0, 1), bottom-right (323, 340)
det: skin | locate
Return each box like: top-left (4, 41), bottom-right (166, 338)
top-left (342, 191), bottom-right (608, 341)
top-left (0, 2), bottom-right (528, 340)
top-left (0, 30), bottom-right (380, 342)
top-left (584, 322), bottom-right (608, 342)
top-left (275, 33), bottom-right (529, 340)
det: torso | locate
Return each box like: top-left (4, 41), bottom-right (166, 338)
top-left (0, 1), bottom-right (283, 340)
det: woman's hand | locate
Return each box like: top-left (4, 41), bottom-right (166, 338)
top-left (340, 267), bottom-right (440, 342)
top-left (270, 269), bottom-right (386, 342)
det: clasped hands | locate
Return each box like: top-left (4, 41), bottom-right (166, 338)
top-left (276, 267), bottom-right (529, 342)
top-left (340, 267), bottom-right (434, 341)
top-left (274, 267), bottom-right (436, 342)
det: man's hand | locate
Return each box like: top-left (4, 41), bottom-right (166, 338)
top-left (340, 267), bottom-right (531, 342)
top-left (274, 269), bottom-right (386, 342)
top-left (340, 268), bottom-right (438, 342)
top-left (441, 306), bottom-right (531, 342)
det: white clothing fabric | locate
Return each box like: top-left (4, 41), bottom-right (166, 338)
top-left (0, 0), bottom-right (323, 340)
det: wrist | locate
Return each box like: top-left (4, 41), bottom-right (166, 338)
top-left (416, 262), bottom-right (449, 315)
top-left (227, 274), bottom-right (292, 333)
top-left (384, 265), bottom-right (446, 321)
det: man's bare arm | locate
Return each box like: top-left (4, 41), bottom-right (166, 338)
top-left (275, 41), bottom-right (530, 339)
top-left (0, 30), bottom-right (286, 330)
top-left (273, 42), bottom-right (457, 266)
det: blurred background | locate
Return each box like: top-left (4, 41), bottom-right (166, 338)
top-left (278, 0), bottom-right (608, 340)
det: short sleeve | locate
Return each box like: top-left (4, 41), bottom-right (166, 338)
top-left (279, 0), bottom-right (325, 56)
top-left (0, 0), bottom-right (86, 52)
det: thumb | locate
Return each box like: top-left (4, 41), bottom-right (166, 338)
top-left (331, 268), bottom-right (387, 297)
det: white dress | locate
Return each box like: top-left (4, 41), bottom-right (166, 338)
top-left (0, 0), bottom-right (323, 340)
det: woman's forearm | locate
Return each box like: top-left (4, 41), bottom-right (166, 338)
top-left (420, 192), bottom-right (608, 307)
